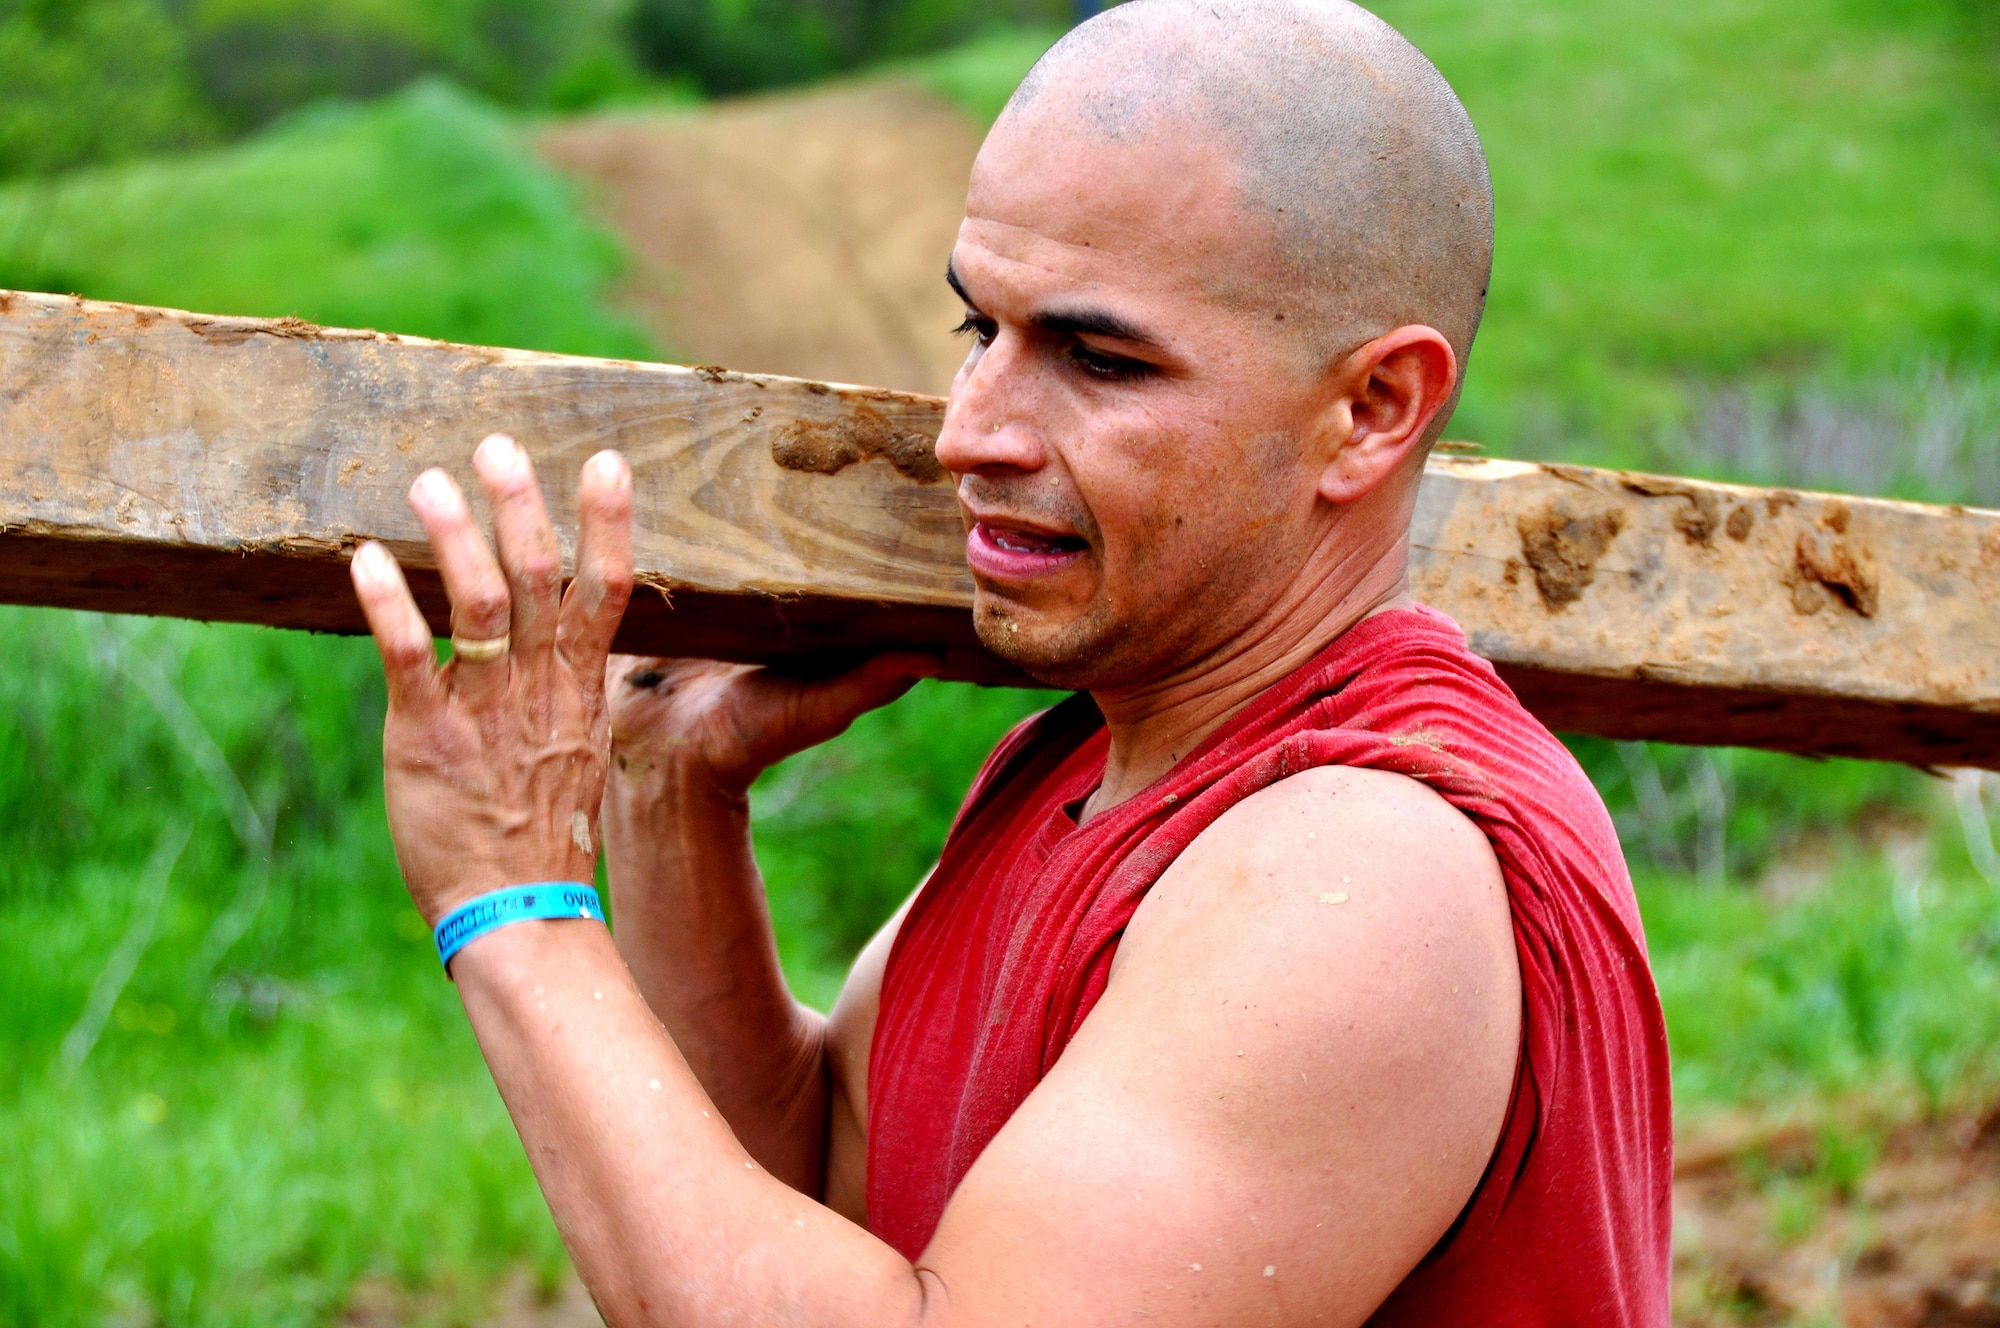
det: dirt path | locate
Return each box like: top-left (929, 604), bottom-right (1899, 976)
top-left (540, 80), bottom-right (981, 396)
top-left (1674, 1106), bottom-right (2000, 1325)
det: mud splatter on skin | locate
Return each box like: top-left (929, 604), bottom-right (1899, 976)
top-left (1517, 501), bottom-right (1625, 609)
top-left (771, 405), bottom-right (947, 483)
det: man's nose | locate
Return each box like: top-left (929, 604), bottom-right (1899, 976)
top-left (935, 333), bottom-right (1049, 477)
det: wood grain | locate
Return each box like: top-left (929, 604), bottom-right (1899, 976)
top-left (4, 291), bottom-right (1996, 768)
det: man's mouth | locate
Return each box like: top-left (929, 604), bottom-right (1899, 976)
top-left (966, 520), bottom-right (1088, 579)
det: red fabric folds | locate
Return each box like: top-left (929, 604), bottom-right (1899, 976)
top-left (866, 605), bottom-right (1672, 1325)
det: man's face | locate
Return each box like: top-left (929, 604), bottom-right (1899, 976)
top-left (935, 108), bottom-right (1341, 692)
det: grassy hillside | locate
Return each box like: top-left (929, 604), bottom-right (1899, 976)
top-left (1392, 0), bottom-right (2000, 498)
top-left (0, 81), bottom-right (653, 358)
top-left (0, 3), bottom-right (1997, 1323)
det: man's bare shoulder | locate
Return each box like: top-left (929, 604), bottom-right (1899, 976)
top-left (1099, 762), bottom-right (1521, 1173)
top-left (1118, 762), bottom-right (1513, 983)
top-left (923, 766), bottom-right (1524, 1320)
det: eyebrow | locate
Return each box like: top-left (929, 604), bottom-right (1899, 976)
top-left (945, 260), bottom-right (1166, 351)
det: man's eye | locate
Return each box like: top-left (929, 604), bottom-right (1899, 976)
top-left (1071, 344), bottom-right (1152, 381)
top-left (951, 315), bottom-right (995, 343)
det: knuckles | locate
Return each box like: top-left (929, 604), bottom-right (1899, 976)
top-left (517, 553), bottom-right (564, 596)
top-left (382, 635), bottom-right (435, 673)
top-left (459, 585), bottom-right (511, 629)
top-left (596, 565), bottom-right (635, 607)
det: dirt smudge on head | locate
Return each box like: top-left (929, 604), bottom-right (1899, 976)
top-left (771, 405), bottom-right (947, 483)
top-left (1517, 501), bottom-right (1625, 609)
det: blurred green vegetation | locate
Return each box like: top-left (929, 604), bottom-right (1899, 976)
top-left (0, 610), bottom-right (1046, 1326)
top-left (628, 0), bottom-right (1068, 96)
top-left (1, 0), bottom-right (1997, 1322)
top-left (0, 0), bottom-right (644, 176)
top-left (1378, 0), bottom-right (2000, 499)
top-left (0, 81), bottom-right (654, 356)
top-left (0, 0), bottom-right (1065, 180)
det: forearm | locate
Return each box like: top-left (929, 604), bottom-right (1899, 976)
top-left (452, 922), bottom-right (929, 1328)
top-left (603, 754), bottom-right (828, 1189)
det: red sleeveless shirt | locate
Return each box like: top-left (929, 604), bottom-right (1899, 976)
top-left (866, 605), bottom-right (1672, 1325)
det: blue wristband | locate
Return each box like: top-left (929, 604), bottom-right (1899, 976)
top-left (432, 883), bottom-right (606, 973)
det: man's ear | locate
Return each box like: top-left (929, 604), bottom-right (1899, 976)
top-left (1314, 326), bottom-right (1458, 505)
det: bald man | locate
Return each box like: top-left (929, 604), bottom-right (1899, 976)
top-left (348, 2), bottom-right (1672, 1324)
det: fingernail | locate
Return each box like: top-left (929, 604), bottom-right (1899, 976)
top-left (412, 469), bottom-right (455, 505)
top-left (478, 434), bottom-right (524, 475)
top-left (352, 542), bottom-right (392, 585)
top-left (586, 451), bottom-right (627, 489)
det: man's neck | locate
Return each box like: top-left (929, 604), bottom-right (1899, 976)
top-left (1078, 538), bottom-right (1413, 823)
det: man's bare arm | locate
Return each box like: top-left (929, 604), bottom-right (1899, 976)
top-left (601, 657), bottom-right (929, 1194)
top-left (445, 767), bottom-right (1517, 1328)
top-left (915, 765), bottom-right (1521, 1322)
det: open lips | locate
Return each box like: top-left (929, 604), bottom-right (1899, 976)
top-left (966, 520), bottom-right (1089, 579)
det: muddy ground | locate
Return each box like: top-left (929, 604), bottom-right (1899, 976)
top-left (1675, 1107), bottom-right (2000, 1326)
top-left (540, 80), bottom-right (978, 397)
top-left (508, 81), bottom-right (2000, 1328)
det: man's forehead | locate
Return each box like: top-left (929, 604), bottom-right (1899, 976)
top-left (958, 116), bottom-right (1272, 308)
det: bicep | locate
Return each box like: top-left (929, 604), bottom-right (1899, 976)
top-left (914, 770), bottom-right (1520, 1327)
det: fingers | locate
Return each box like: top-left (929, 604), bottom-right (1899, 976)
top-left (350, 542), bottom-right (440, 712)
top-left (408, 466), bottom-right (512, 701)
top-left (775, 652), bottom-right (941, 756)
top-left (473, 435), bottom-right (565, 667)
top-left (558, 451), bottom-right (635, 679)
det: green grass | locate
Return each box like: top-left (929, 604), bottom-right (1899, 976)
top-left (0, 79), bottom-right (654, 359)
top-left (1379, 0), bottom-right (2000, 495)
top-left (1, 4), bottom-right (1998, 1321)
top-left (0, 607), bottom-right (1046, 1325)
top-left (1643, 829), bottom-right (2000, 1115)
top-left (0, 614), bottom-right (551, 1328)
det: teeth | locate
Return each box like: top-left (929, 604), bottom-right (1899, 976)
top-left (993, 529), bottom-right (1049, 554)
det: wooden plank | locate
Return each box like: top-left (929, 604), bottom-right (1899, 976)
top-left (1408, 460), bottom-right (2000, 768)
top-left (3, 290), bottom-right (1997, 769)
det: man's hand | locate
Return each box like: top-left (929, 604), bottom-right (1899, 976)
top-left (348, 434), bottom-right (634, 924)
top-left (606, 654), bottom-right (937, 796)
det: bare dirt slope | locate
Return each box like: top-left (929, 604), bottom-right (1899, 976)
top-left (1674, 1108), bottom-right (2000, 1326)
top-left (540, 81), bottom-right (980, 396)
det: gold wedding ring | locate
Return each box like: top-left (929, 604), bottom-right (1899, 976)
top-left (450, 633), bottom-right (510, 663)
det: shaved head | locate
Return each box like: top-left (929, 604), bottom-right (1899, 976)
top-left (1001, 0), bottom-right (1492, 370)
top-left (937, 0), bottom-right (1492, 696)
